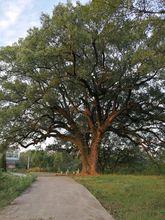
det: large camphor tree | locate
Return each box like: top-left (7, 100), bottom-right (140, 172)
top-left (0, 0), bottom-right (164, 175)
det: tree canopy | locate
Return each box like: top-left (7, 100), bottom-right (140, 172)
top-left (0, 0), bottom-right (164, 174)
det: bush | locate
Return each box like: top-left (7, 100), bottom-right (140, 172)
top-left (0, 173), bottom-right (36, 208)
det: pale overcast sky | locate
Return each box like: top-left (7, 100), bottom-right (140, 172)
top-left (0, 0), bottom-right (89, 46)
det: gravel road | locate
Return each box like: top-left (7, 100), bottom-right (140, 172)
top-left (0, 176), bottom-right (114, 220)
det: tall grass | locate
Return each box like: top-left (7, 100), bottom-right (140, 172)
top-left (0, 171), bottom-right (36, 209)
top-left (74, 175), bottom-right (165, 220)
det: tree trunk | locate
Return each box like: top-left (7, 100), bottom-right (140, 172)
top-left (89, 143), bottom-right (98, 175)
top-left (79, 142), bottom-right (99, 175)
top-left (79, 147), bottom-right (90, 175)
top-left (88, 131), bottom-right (102, 175)
top-left (76, 131), bottom-right (102, 176)
top-left (1, 152), bottom-right (7, 171)
top-left (81, 155), bottom-right (90, 175)
top-left (90, 130), bottom-right (102, 176)
top-left (80, 146), bottom-right (99, 176)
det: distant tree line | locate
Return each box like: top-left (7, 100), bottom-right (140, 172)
top-left (18, 150), bottom-right (81, 173)
top-left (16, 139), bottom-right (165, 174)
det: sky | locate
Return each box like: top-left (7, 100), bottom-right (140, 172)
top-left (0, 0), bottom-right (89, 46)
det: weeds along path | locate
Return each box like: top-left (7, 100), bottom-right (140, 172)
top-left (0, 176), bottom-right (113, 220)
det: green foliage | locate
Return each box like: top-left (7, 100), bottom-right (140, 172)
top-left (0, 173), bottom-right (36, 209)
top-left (75, 175), bottom-right (165, 220)
top-left (0, 0), bottom-right (164, 173)
top-left (18, 150), bottom-right (81, 173)
top-left (98, 133), bottom-right (165, 175)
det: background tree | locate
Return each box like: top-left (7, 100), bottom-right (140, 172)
top-left (98, 132), bottom-right (164, 174)
top-left (19, 150), bottom-right (81, 173)
top-left (0, 0), bottom-right (164, 175)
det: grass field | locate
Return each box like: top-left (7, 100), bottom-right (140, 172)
top-left (0, 172), bottom-right (36, 209)
top-left (74, 175), bottom-right (165, 220)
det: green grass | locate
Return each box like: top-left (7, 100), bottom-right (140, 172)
top-left (0, 172), bottom-right (36, 209)
top-left (74, 175), bottom-right (165, 220)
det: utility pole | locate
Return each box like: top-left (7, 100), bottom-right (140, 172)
top-left (27, 152), bottom-right (31, 169)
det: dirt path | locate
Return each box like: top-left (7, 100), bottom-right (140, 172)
top-left (0, 176), bottom-right (114, 220)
